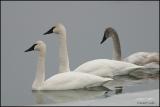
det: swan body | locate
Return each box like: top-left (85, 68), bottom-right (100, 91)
top-left (101, 27), bottom-right (159, 68)
top-left (44, 23), bottom-right (143, 77)
top-left (25, 40), bottom-right (112, 90)
top-left (124, 52), bottom-right (159, 67)
top-left (42, 72), bottom-right (112, 90)
top-left (74, 59), bottom-right (143, 77)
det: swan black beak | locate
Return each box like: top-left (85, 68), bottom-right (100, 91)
top-left (100, 34), bottom-right (107, 44)
top-left (43, 26), bottom-right (55, 35)
top-left (100, 30), bottom-right (110, 44)
top-left (25, 44), bottom-right (37, 52)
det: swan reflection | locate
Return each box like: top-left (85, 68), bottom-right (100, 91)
top-left (32, 88), bottom-right (111, 104)
top-left (32, 78), bottom-right (128, 104)
top-left (32, 74), bottom-right (159, 105)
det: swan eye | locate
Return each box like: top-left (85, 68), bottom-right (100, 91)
top-left (25, 44), bottom-right (37, 52)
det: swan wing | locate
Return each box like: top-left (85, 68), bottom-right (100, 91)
top-left (124, 52), bottom-right (150, 65)
top-left (124, 52), bottom-right (159, 67)
top-left (41, 72), bottom-right (112, 90)
top-left (74, 59), bottom-right (143, 77)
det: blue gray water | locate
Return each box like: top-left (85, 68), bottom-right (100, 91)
top-left (1, 69), bottom-right (159, 106)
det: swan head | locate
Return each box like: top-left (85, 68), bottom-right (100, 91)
top-left (25, 40), bottom-right (46, 53)
top-left (43, 23), bottom-right (66, 35)
top-left (100, 27), bottom-right (117, 44)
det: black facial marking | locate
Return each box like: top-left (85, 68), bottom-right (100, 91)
top-left (24, 44), bottom-right (37, 52)
top-left (43, 26), bottom-right (55, 35)
top-left (100, 34), bottom-right (107, 44)
top-left (100, 29), bottom-right (110, 44)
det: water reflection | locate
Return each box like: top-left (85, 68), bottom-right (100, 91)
top-left (129, 68), bottom-right (159, 79)
top-left (115, 86), bottom-right (123, 94)
top-left (32, 68), bottom-right (159, 105)
top-left (32, 88), bottom-right (110, 104)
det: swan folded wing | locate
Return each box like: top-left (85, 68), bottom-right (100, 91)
top-left (75, 59), bottom-right (143, 77)
top-left (41, 72), bottom-right (112, 90)
top-left (74, 59), bottom-right (115, 77)
top-left (108, 60), bottom-right (144, 76)
top-left (41, 72), bottom-right (79, 90)
top-left (124, 52), bottom-right (151, 65)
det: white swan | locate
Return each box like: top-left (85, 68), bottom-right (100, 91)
top-left (25, 40), bottom-right (113, 90)
top-left (100, 27), bottom-right (159, 68)
top-left (43, 23), bottom-right (143, 77)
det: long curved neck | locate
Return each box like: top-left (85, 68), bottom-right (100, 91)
top-left (58, 32), bottom-right (70, 73)
top-left (32, 51), bottom-right (45, 89)
top-left (111, 31), bottom-right (122, 61)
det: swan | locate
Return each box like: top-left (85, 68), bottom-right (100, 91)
top-left (100, 27), bottom-right (159, 68)
top-left (43, 23), bottom-right (143, 77)
top-left (25, 40), bottom-right (113, 90)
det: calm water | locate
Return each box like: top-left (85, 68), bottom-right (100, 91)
top-left (1, 69), bottom-right (159, 106)
top-left (1, 1), bottom-right (159, 106)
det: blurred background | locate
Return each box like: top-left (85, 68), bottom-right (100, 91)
top-left (1, 1), bottom-right (159, 105)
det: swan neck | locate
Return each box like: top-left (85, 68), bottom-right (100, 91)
top-left (32, 53), bottom-right (45, 89)
top-left (111, 32), bottom-right (122, 61)
top-left (58, 32), bottom-right (70, 73)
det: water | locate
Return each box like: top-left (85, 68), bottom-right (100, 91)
top-left (1, 68), bottom-right (159, 106)
top-left (1, 1), bottom-right (159, 106)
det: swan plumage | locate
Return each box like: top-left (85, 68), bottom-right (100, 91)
top-left (25, 40), bottom-right (112, 90)
top-left (74, 59), bottom-right (143, 77)
top-left (124, 52), bottom-right (159, 66)
top-left (44, 23), bottom-right (143, 78)
top-left (101, 27), bottom-right (159, 68)
top-left (42, 72), bottom-right (112, 90)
